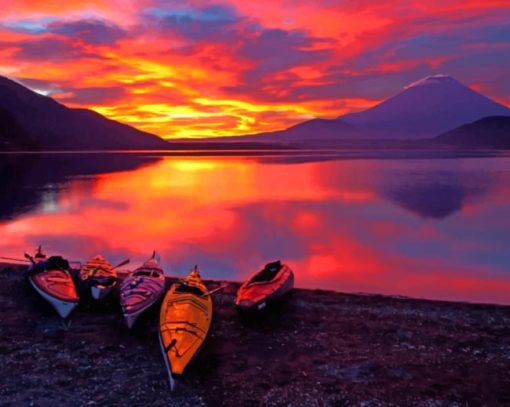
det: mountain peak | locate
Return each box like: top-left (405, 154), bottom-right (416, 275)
top-left (404, 74), bottom-right (460, 90)
top-left (339, 74), bottom-right (510, 138)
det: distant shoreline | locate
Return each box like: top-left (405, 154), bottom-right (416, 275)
top-left (2, 261), bottom-right (508, 308)
top-left (0, 148), bottom-right (508, 161)
top-left (1, 137), bottom-right (510, 155)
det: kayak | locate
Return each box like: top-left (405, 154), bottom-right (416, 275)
top-left (159, 266), bottom-right (212, 389)
top-left (120, 252), bottom-right (165, 329)
top-left (27, 247), bottom-right (79, 318)
top-left (79, 255), bottom-right (117, 300)
top-left (235, 260), bottom-right (294, 311)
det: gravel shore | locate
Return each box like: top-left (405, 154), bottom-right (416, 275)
top-left (0, 263), bottom-right (509, 406)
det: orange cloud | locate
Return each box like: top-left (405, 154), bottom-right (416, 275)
top-left (0, 0), bottom-right (508, 138)
top-left (2, 155), bottom-right (509, 304)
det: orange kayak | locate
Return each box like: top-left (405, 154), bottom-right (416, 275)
top-left (28, 249), bottom-right (79, 318)
top-left (235, 260), bottom-right (294, 311)
top-left (79, 255), bottom-right (117, 300)
top-left (159, 266), bottom-right (212, 389)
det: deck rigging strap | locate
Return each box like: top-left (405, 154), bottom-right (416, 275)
top-left (164, 338), bottom-right (182, 357)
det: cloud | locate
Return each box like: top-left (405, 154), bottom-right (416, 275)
top-left (48, 19), bottom-right (126, 45)
top-left (0, 0), bottom-right (509, 137)
top-left (16, 77), bottom-right (63, 93)
top-left (56, 86), bottom-right (128, 104)
top-left (239, 28), bottom-right (332, 69)
top-left (13, 37), bottom-right (88, 61)
top-left (15, 77), bottom-right (128, 104)
top-left (142, 4), bottom-right (241, 43)
top-left (221, 28), bottom-right (334, 101)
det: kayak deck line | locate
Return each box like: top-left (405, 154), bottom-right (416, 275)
top-left (160, 326), bottom-right (203, 338)
top-left (165, 296), bottom-right (210, 313)
top-left (160, 321), bottom-right (207, 334)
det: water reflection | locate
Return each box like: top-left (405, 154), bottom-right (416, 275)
top-left (383, 171), bottom-right (491, 219)
top-left (0, 153), bottom-right (161, 220)
top-left (1, 153), bottom-right (509, 305)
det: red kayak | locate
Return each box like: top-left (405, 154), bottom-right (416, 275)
top-left (27, 248), bottom-right (79, 318)
top-left (235, 260), bottom-right (294, 311)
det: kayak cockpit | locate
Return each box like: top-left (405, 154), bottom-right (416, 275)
top-left (133, 270), bottom-right (162, 278)
top-left (249, 260), bottom-right (282, 284)
top-left (174, 283), bottom-right (205, 296)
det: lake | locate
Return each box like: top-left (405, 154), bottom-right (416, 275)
top-left (1, 151), bottom-right (509, 305)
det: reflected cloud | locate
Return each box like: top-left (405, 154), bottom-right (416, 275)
top-left (1, 153), bottom-right (509, 305)
top-left (0, 153), bottom-right (161, 220)
top-left (2, 1), bottom-right (510, 137)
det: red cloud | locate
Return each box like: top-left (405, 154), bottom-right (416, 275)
top-left (0, 0), bottom-right (508, 138)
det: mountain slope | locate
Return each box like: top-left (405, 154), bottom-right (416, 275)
top-left (190, 74), bottom-right (510, 146)
top-left (0, 108), bottom-right (37, 150)
top-left (435, 116), bottom-right (510, 149)
top-left (174, 118), bottom-right (356, 145)
top-left (0, 76), bottom-right (170, 150)
top-left (276, 118), bottom-right (355, 141)
top-left (339, 75), bottom-right (510, 138)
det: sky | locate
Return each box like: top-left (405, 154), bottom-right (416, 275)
top-left (0, 1), bottom-right (509, 139)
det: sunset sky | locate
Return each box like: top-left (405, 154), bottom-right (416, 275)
top-left (0, 0), bottom-right (509, 138)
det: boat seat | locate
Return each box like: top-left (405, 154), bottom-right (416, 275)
top-left (251, 260), bottom-right (282, 283)
top-left (133, 271), bottom-right (152, 277)
top-left (28, 256), bottom-right (70, 275)
top-left (91, 276), bottom-right (116, 286)
top-left (175, 283), bottom-right (204, 296)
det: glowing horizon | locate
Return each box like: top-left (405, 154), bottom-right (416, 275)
top-left (1, 1), bottom-right (509, 139)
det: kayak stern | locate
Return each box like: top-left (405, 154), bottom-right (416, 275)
top-left (29, 277), bottom-right (78, 318)
top-left (91, 285), bottom-right (113, 300)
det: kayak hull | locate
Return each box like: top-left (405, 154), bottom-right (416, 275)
top-left (91, 285), bottom-right (113, 300)
top-left (29, 275), bottom-right (78, 318)
top-left (120, 257), bottom-right (165, 329)
top-left (123, 294), bottom-right (162, 329)
top-left (159, 269), bottom-right (212, 385)
top-left (235, 263), bottom-right (294, 312)
top-left (158, 333), bottom-right (177, 390)
top-left (79, 255), bottom-right (117, 301)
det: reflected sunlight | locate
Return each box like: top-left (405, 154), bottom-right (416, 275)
top-left (1, 154), bottom-right (509, 304)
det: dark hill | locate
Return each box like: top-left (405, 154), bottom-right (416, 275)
top-left (436, 116), bottom-right (510, 149)
top-left (0, 108), bottom-right (36, 150)
top-left (0, 76), bottom-right (170, 150)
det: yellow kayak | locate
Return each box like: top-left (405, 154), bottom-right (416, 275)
top-left (79, 255), bottom-right (117, 300)
top-left (159, 266), bottom-right (212, 389)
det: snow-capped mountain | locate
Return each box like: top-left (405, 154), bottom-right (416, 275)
top-left (215, 74), bottom-right (510, 145)
top-left (339, 74), bottom-right (510, 138)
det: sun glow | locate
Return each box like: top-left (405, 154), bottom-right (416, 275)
top-left (0, 1), bottom-right (508, 138)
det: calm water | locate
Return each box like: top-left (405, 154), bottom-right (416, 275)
top-left (1, 151), bottom-right (509, 305)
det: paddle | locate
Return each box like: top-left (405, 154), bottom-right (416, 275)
top-left (0, 256), bottom-right (31, 263)
top-left (201, 283), bottom-right (229, 298)
top-left (86, 258), bottom-right (130, 277)
top-left (24, 252), bottom-right (36, 264)
top-left (24, 251), bottom-right (75, 274)
top-left (112, 259), bottom-right (130, 270)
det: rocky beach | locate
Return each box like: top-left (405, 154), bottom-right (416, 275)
top-left (0, 263), bottom-right (509, 406)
